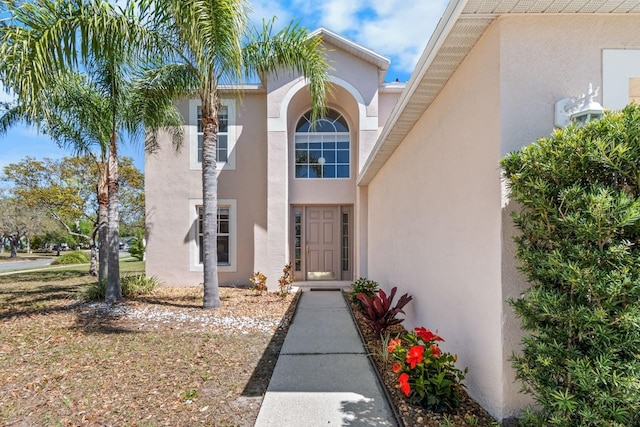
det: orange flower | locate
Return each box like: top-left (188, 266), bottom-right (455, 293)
top-left (430, 344), bottom-right (441, 358)
top-left (398, 372), bottom-right (411, 396)
top-left (406, 345), bottom-right (424, 369)
top-left (392, 363), bottom-right (402, 373)
top-left (415, 327), bottom-right (444, 343)
top-left (387, 338), bottom-right (402, 353)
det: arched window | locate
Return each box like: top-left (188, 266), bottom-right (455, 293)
top-left (294, 108), bottom-right (350, 179)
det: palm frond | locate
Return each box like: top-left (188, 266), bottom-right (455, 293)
top-left (243, 19), bottom-right (330, 120)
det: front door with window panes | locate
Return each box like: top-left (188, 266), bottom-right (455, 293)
top-left (291, 206), bottom-right (352, 281)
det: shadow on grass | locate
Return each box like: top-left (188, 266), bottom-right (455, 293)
top-left (72, 306), bottom-right (143, 335)
top-left (241, 291), bottom-right (300, 398)
top-left (0, 269), bottom-right (88, 284)
top-left (1, 270), bottom-right (137, 337)
top-left (0, 277), bottom-right (87, 321)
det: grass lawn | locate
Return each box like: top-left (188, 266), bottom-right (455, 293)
top-left (0, 260), bottom-right (296, 426)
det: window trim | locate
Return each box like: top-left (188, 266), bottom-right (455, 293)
top-left (189, 99), bottom-right (237, 171)
top-left (189, 199), bottom-right (237, 273)
top-left (293, 108), bottom-right (351, 180)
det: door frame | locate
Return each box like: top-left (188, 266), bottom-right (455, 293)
top-left (290, 205), bottom-right (353, 282)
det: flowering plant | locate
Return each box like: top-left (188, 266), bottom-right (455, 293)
top-left (277, 263), bottom-right (294, 296)
top-left (390, 327), bottom-right (467, 411)
top-left (249, 271), bottom-right (267, 293)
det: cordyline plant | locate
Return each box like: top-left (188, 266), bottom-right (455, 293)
top-left (351, 277), bottom-right (379, 309)
top-left (390, 327), bottom-right (466, 411)
top-left (357, 287), bottom-right (413, 335)
top-left (501, 104), bottom-right (640, 426)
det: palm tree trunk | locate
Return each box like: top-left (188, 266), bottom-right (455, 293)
top-left (105, 132), bottom-right (121, 303)
top-left (97, 162), bottom-right (109, 282)
top-left (202, 99), bottom-right (221, 310)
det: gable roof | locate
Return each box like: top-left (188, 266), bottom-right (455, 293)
top-left (309, 27), bottom-right (391, 84)
top-left (358, 0), bottom-right (640, 185)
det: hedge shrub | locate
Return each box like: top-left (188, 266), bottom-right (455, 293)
top-left (51, 250), bottom-right (90, 265)
top-left (501, 104), bottom-right (640, 426)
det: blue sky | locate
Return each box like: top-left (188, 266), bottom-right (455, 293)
top-left (0, 0), bottom-right (449, 174)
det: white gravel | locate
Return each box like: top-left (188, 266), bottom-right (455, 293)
top-left (79, 302), bottom-right (282, 334)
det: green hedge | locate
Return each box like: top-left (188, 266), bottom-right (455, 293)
top-left (501, 104), bottom-right (640, 426)
top-left (51, 250), bottom-right (90, 265)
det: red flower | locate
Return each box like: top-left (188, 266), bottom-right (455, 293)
top-left (406, 345), bottom-right (424, 369)
top-left (415, 327), bottom-right (444, 343)
top-left (392, 363), bottom-right (402, 373)
top-left (398, 372), bottom-right (411, 396)
top-left (387, 338), bottom-right (402, 353)
top-left (430, 344), bottom-right (441, 358)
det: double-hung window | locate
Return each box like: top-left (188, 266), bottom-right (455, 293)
top-left (197, 106), bottom-right (228, 164)
top-left (197, 206), bottom-right (230, 266)
top-left (189, 99), bottom-right (236, 170)
top-left (190, 199), bottom-right (237, 272)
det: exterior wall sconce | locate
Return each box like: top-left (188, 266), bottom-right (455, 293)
top-left (554, 83), bottom-right (605, 128)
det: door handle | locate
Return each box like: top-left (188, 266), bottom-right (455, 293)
top-left (305, 245), bottom-right (310, 258)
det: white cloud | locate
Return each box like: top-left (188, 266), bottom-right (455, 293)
top-left (253, 0), bottom-right (449, 80)
top-left (318, 0), bottom-right (366, 33)
top-left (354, 2), bottom-right (449, 76)
top-left (248, 0), bottom-right (293, 30)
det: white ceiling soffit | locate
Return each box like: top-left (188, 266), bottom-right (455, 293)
top-left (358, 0), bottom-right (640, 185)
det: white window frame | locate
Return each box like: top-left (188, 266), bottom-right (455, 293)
top-left (294, 109), bottom-right (351, 180)
top-left (189, 99), bottom-right (237, 171)
top-left (189, 198), bottom-right (237, 273)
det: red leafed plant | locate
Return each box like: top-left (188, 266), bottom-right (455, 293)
top-left (356, 287), bottom-right (413, 335)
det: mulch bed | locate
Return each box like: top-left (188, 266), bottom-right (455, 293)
top-left (344, 292), bottom-right (499, 427)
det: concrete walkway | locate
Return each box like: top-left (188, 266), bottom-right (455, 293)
top-left (255, 286), bottom-right (398, 427)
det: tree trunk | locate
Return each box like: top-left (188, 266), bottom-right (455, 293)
top-left (202, 97), bottom-right (221, 310)
top-left (89, 225), bottom-right (98, 277)
top-left (105, 133), bottom-right (121, 303)
top-left (97, 162), bottom-right (109, 282)
top-left (9, 237), bottom-right (18, 258)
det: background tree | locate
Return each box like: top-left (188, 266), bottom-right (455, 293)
top-left (501, 105), bottom-right (640, 425)
top-left (0, 196), bottom-right (59, 258)
top-left (142, 0), bottom-right (329, 308)
top-left (2, 155), bottom-right (144, 273)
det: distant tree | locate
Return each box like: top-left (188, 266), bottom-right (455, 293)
top-left (0, 196), bottom-right (58, 258)
top-left (2, 156), bottom-right (145, 273)
top-left (118, 157), bottom-right (145, 238)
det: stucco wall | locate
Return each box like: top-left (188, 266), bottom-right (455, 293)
top-left (367, 22), bottom-right (505, 417)
top-left (146, 92), bottom-right (267, 286)
top-left (498, 14), bottom-right (640, 417)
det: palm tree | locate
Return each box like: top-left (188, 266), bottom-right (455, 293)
top-left (142, 0), bottom-right (329, 309)
top-left (0, 0), bottom-right (182, 302)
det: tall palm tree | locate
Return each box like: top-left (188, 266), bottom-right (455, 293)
top-left (142, 0), bottom-right (329, 309)
top-left (0, 0), bottom-right (182, 302)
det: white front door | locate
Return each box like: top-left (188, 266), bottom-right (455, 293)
top-left (305, 206), bottom-right (339, 280)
